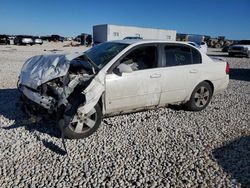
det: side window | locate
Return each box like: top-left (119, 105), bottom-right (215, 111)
top-left (164, 45), bottom-right (192, 66)
top-left (164, 45), bottom-right (202, 67)
top-left (119, 46), bottom-right (158, 71)
top-left (192, 48), bottom-right (202, 64)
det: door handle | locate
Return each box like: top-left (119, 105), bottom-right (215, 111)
top-left (189, 69), bottom-right (198, 73)
top-left (150, 73), bottom-right (161, 78)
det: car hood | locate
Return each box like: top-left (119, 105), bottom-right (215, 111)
top-left (19, 53), bottom-right (83, 90)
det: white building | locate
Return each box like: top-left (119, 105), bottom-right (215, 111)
top-left (93, 24), bottom-right (176, 43)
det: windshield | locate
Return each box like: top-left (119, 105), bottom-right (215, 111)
top-left (85, 42), bottom-right (129, 68)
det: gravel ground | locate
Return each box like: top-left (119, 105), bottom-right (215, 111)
top-left (0, 44), bottom-right (249, 187)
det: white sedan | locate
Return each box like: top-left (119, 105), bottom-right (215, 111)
top-left (18, 40), bottom-right (229, 139)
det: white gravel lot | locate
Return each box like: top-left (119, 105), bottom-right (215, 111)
top-left (0, 43), bottom-right (249, 188)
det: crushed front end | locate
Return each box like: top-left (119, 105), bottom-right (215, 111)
top-left (18, 53), bottom-right (97, 120)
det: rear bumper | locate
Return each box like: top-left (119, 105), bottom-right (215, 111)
top-left (213, 76), bottom-right (229, 95)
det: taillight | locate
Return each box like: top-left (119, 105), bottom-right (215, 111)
top-left (226, 62), bottom-right (230, 74)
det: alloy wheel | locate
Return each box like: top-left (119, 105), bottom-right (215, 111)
top-left (69, 108), bottom-right (97, 134)
top-left (194, 86), bottom-right (210, 107)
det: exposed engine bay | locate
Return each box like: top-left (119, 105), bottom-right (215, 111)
top-left (18, 53), bottom-right (100, 118)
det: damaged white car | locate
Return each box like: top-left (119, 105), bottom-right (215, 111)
top-left (18, 40), bottom-right (229, 139)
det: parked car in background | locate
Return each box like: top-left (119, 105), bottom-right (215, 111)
top-left (14, 35), bottom-right (34, 45)
top-left (8, 36), bottom-right (15, 45)
top-left (199, 41), bottom-right (208, 53)
top-left (41, 35), bottom-right (64, 42)
top-left (187, 35), bottom-right (207, 53)
top-left (222, 44), bottom-right (232, 52)
top-left (50, 35), bottom-right (64, 42)
top-left (0, 34), bottom-right (10, 45)
top-left (228, 40), bottom-right (250, 58)
top-left (188, 41), bottom-right (207, 54)
top-left (18, 40), bottom-right (229, 139)
top-left (41, 36), bottom-right (52, 41)
top-left (33, 36), bottom-right (43, 45)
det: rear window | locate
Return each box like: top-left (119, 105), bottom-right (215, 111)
top-left (164, 45), bottom-right (201, 67)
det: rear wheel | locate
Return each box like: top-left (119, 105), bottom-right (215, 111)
top-left (57, 102), bottom-right (102, 139)
top-left (185, 82), bottom-right (213, 111)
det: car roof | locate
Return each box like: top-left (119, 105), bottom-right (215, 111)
top-left (110, 39), bottom-right (191, 45)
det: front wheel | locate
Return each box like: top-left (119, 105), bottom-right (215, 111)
top-left (185, 82), bottom-right (213, 111)
top-left (58, 103), bottom-right (102, 139)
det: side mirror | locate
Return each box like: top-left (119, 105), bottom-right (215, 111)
top-left (117, 63), bottom-right (133, 73)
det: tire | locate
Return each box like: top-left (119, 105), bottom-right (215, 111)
top-left (57, 102), bottom-right (102, 139)
top-left (185, 82), bottom-right (213, 111)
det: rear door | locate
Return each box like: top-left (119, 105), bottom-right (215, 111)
top-left (158, 44), bottom-right (203, 104)
top-left (105, 44), bottom-right (162, 114)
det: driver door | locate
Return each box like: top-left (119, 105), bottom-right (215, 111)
top-left (104, 45), bottom-right (162, 115)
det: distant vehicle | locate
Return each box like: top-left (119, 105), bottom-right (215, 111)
top-left (221, 43), bottom-right (238, 52)
top-left (199, 42), bottom-right (208, 53)
top-left (187, 35), bottom-right (207, 53)
top-left (65, 37), bottom-right (73, 41)
top-left (18, 40), bottom-right (229, 139)
top-left (188, 42), bottom-right (207, 54)
top-left (123, 36), bottom-right (143, 40)
top-left (8, 36), bottom-right (15, 45)
top-left (33, 37), bottom-right (43, 45)
top-left (40, 35), bottom-right (64, 42)
top-left (50, 35), bottom-right (64, 42)
top-left (228, 40), bottom-right (250, 58)
top-left (41, 36), bottom-right (52, 41)
top-left (14, 35), bottom-right (34, 45)
top-left (188, 42), bottom-right (200, 48)
top-left (0, 35), bottom-right (10, 45)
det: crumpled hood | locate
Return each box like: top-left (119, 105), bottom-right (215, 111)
top-left (19, 53), bottom-right (83, 90)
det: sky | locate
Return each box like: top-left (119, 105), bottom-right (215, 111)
top-left (0, 0), bottom-right (250, 40)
